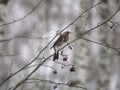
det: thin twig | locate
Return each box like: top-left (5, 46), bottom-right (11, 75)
top-left (81, 37), bottom-right (120, 53)
top-left (25, 64), bottom-right (57, 72)
top-left (26, 78), bottom-right (87, 90)
top-left (0, 36), bottom-right (47, 43)
top-left (49, 60), bottom-right (73, 67)
top-left (5, 61), bottom-right (13, 90)
top-left (0, 0), bottom-right (45, 27)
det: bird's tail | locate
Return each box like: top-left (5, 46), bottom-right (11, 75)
top-left (53, 51), bottom-right (59, 61)
top-left (53, 47), bottom-right (59, 61)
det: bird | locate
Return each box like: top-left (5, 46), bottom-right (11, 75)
top-left (51, 31), bottom-right (70, 60)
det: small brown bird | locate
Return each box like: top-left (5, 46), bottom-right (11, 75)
top-left (51, 31), bottom-right (70, 60)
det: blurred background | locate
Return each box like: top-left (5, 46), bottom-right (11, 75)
top-left (0, 0), bottom-right (120, 90)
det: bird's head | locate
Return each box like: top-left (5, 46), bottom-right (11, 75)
top-left (63, 31), bottom-right (70, 35)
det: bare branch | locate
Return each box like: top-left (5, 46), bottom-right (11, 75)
top-left (27, 78), bottom-right (87, 90)
top-left (0, 1), bottom-right (103, 87)
top-left (0, 0), bottom-right (45, 27)
top-left (12, 6), bottom-right (120, 88)
top-left (81, 37), bottom-right (120, 53)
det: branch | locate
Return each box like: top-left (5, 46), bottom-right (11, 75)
top-left (12, 54), bottom-right (52, 90)
top-left (81, 37), bottom-right (120, 53)
top-left (0, 36), bottom-right (46, 43)
top-left (12, 6), bottom-right (120, 89)
top-left (5, 1), bottom-right (119, 89)
top-left (0, 0), bottom-right (45, 27)
top-left (59, 0), bottom-right (103, 33)
top-left (63, 6), bottom-right (120, 50)
top-left (26, 78), bottom-right (87, 90)
top-left (0, 1), bottom-right (102, 86)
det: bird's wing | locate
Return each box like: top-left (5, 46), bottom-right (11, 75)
top-left (51, 35), bottom-right (64, 48)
